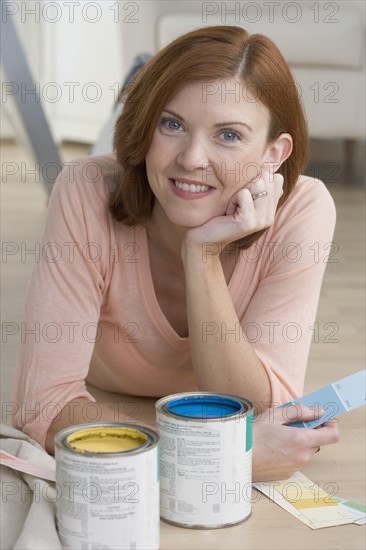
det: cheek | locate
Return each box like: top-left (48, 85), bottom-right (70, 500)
top-left (146, 134), bottom-right (177, 171)
top-left (146, 131), bottom-right (165, 163)
top-left (145, 140), bottom-right (158, 170)
top-left (218, 150), bottom-right (264, 188)
top-left (240, 160), bottom-right (264, 184)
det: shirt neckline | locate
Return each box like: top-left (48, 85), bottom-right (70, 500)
top-left (135, 224), bottom-right (242, 349)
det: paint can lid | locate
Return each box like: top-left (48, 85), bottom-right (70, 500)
top-left (166, 395), bottom-right (244, 418)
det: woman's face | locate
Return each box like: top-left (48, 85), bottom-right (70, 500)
top-left (145, 78), bottom-right (275, 228)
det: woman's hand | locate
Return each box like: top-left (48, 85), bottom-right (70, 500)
top-left (252, 405), bottom-right (340, 482)
top-left (183, 166), bottom-right (284, 255)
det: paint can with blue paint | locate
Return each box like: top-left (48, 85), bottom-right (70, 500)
top-left (155, 392), bottom-right (253, 528)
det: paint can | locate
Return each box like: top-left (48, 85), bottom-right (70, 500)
top-left (55, 423), bottom-right (159, 549)
top-left (156, 392), bottom-right (253, 528)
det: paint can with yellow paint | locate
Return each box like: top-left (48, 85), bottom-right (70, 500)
top-left (55, 423), bottom-right (159, 549)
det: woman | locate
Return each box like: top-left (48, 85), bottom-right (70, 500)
top-left (12, 26), bottom-right (339, 481)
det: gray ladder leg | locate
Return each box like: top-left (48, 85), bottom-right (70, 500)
top-left (1, 0), bottom-right (62, 195)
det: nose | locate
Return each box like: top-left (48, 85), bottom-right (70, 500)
top-left (176, 134), bottom-right (208, 173)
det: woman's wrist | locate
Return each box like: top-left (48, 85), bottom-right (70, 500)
top-left (181, 237), bottom-right (222, 270)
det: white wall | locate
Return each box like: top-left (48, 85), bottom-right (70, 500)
top-left (1, 0), bottom-right (364, 144)
top-left (1, 0), bottom-right (122, 143)
top-left (119, 0), bottom-right (365, 70)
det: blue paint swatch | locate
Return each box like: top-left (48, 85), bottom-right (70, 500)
top-left (279, 369), bottom-right (366, 428)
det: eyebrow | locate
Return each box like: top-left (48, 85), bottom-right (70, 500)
top-left (161, 109), bottom-right (253, 133)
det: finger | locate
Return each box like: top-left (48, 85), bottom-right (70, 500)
top-left (249, 174), bottom-right (283, 205)
top-left (225, 190), bottom-right (240, 216)
top-left (247, 163), bottom-right (272, 185)
top-left (226, 187), bottom-right (253, 217)
top-left (314, 419), bottom-right (340, 433)
top-left (246, 165), bottom-right (268, 194)
top-left (248, 179), bottom-right (267, 197)
top-left (299, 420), bottom-right (341, 448)
top-left (243, 162), bottom-right (265, 185)
top-left (310, 422), bottom-right (340, 447)
top-left (320, 417), bottom-right (339, 426)
top-left (254, 404), bottom-right (317, 425)
top-left (275, 403), bottom-right (325, 425)
top-left (249, 164), bottom-right (277, 188)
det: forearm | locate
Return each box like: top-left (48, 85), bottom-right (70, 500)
top-left (184, 249), bottom-right (271, 408)
top-left (45, 398), bottom-right (153, 454)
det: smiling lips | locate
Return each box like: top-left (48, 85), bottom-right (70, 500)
top-left (169, 178), bottom-right (215, 200)
top-left (175, 179), bottom-right (211, 193)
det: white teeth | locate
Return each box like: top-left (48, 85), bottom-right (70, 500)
top-left (174, 180), bottom-right (210, 193)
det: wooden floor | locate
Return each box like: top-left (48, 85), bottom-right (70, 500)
top-left (1, 139), bottom-right (365, 549)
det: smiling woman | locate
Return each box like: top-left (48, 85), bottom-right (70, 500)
top-left (12, 25), bottom-right (339, 481)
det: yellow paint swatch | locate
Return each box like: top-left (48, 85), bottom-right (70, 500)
top-left (293, 497), bottom-right (338, 509)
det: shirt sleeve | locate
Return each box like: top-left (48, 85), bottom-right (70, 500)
top-left (239, 177), bottom-right (336, 407)
top-left (11, 157), bottom-right (114, 447)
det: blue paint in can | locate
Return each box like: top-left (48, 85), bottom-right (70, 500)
top-left (165, 395), bottom-right (244, 419)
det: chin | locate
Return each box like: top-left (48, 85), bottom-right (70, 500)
top-left (168, 211), bottom-right (220, 229)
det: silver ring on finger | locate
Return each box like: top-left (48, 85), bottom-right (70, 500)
top-left (251, 191), bottom-right (268, 201)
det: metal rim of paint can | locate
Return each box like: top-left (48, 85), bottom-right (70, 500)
top-left (55, 422), bottom-right (158, 456)
top-left (160, 392), bottom-right (247, 420)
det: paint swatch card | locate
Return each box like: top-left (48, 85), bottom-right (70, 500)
top-left (253, 472), bottom-right (355, 529)
top-left (279, 369), bottom-right (366, 428)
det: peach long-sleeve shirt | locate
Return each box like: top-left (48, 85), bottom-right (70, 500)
top-left (12, 154), bottom-right (336, 447)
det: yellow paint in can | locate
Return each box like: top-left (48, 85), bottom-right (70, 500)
top-left (66, 427), bottom-right (147, 453)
